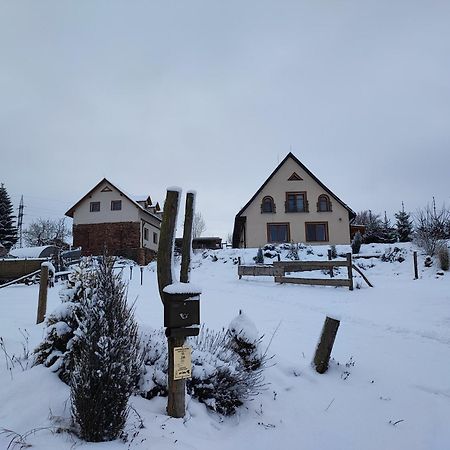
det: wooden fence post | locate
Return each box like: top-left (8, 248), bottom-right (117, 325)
top-left (36, 264), bottom-right (49, 324)
top-left (346, 253), bottom-right (353, 290)
top-left (130, 266), bottom-right (133, 280)
top-left (413, 251), bottom-right (419, 280)
top-left (140, 267), bottom-right (143, 285)
top-left (238, 257), bottom-right (242, 279)
top-left (313, 316), bottom-right (340, 374)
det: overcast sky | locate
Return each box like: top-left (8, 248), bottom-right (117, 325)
top-left (1, 1), bottom-right (450, 238)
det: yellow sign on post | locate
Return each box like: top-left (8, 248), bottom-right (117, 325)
top-left (173, 346), bottom-right (192, 380)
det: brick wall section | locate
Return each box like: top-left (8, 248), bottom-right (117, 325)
top-left (73, 222), bottom-right (156, 265)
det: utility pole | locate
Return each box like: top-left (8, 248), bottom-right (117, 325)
top-left (17, 195), bottom-right (24, 248)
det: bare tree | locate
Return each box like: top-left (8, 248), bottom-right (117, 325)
top-left (414, 199), bottom-right (450, 255)
top-left (24, 217), bottom-right (71, 248)
top-left (192, 212), bottom-right (206, 238)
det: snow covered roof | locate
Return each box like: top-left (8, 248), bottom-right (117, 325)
top-left (10, 245), bottom-right (58, 258)
top-left (65, 178), bottom-right (162, 222)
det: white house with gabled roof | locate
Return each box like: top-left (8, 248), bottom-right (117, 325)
top-left (232, 153), bottom-right (355, 248)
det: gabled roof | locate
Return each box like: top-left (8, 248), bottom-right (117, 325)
top-left (235, 152), bottom-right (356, 220)
top-left (65, 178), bottom-right (162, 222)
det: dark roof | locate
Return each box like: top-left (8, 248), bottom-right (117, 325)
top-left (65, 178), bottom-right (162, 222)
top-left (235, 152), bottom-right (356, 220)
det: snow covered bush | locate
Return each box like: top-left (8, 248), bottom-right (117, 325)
top-left (286, 243), bottom-right (299, 260)
top-left (34, 258), bottom-right (97, 383)
top-left (141, 324), bottom-right (266, 416)
top-left (351, 231), bottom-right (362, 254)
top-left (228, 310), bottom-right (263, 371)
top-left (71, 256), bottom-right (142, 442)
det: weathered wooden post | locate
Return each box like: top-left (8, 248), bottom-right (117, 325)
top-left (313, 316), bottom-right (340, 374)
top-left (157, 189), bottom-right (200, 419)
top-left (413, 251), bottom-right (419, 280)
top-left (130, 265), bottom-right (133, 280)
top-left (140, 267), bottom-right (143, 285)
top-left (36, 263), bottom-right (49, 324)
top-left (238, 256), bottom-right (242, 279)
top-left (346, 253), bottom-right (353, 290)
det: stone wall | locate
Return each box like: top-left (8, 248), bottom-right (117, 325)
top-left (73, 222), bottom-right (156, 265)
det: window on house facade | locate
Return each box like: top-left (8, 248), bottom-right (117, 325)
top-left (111, 200), bottom-right (122, 211)
top-left (261, 196), bottom-right (276, 213)
top-left (153, 232), bottom-right (158, 244)
top-left (317, 195), bottom-right (332, 212)
top-left (144, 228), bottom-right (149, 241)
top-left (267, 223), bottom-right (290, 243)
top-left (90, 201), bottom-right (100, 212)
top-left (305, 222), bottom-right (329, 242)
top-left (285, 192), bottom-right (308, 212)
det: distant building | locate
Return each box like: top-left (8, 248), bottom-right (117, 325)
top-left (232, 152), bottom-right (355, 248)
top-left (65, 178), bottom-right (161, 265)
top-left (175, 237), bottom-right (222, 251)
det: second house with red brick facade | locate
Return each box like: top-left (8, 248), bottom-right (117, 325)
top-left (65, 178), bottom-right (161, 265)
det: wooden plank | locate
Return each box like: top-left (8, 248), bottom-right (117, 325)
top-left (238, 265), bottom-right (283, 277)
top-left (275, 276), bottom-right (351, 287)
top-left (274, 260), bottom-right (349, 270)
top-left (352, 264), bottom-right (374, 287)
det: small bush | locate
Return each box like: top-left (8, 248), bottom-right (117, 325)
top-left (437, 243), bottom-right (449, 271)
top-left (141, 324), bottom-right (267, 416)
top-left (286, 243), bottom-right (299, 260)
top-left (329, 245), bottom-right (337, 259)
top-left (351, 231), bottom-right (362, 254)
top-left (254, 248), bottom-right (264, 264)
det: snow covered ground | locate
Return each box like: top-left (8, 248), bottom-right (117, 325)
top-left (1, 243), bottom-right (450, 450)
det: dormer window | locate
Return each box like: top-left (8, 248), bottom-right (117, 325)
top-left (261, 196), bottom-right (276, 213)
top-left (317, 195), bottom-right (332, 212)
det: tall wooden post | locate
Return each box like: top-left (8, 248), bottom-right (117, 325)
top-left (346, 253), bottom-right (353, 291)
top-left (180, 192), bottom-right (194, 283)
top-left (36, 264), bottom-right (49, 324)
top-left (157, 189), bottom-right (187, 418)
top-left (313, 316), bottom-right (340, 374)
top-left (413, 251), bottom-right (419, 280)
top-left (140, 267), bottom-right (143, 285)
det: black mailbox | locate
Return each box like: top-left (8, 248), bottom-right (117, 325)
top-left (163, 292), bottom-right (200, 329)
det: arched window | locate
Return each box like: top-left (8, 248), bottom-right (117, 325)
top-left (317, 195), bottom-right (332, 212)
top-left (261, 196), bottom-right (276, 213)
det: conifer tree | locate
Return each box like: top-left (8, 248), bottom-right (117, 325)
top-left (0, 183), bottom-right (18, 251)
top-left (395, 202), bottom-right (413, 242)
top-left (380, 211), bottom-right (396, 243)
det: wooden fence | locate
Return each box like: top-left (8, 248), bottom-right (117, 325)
top-left (238, 253), bottom-right (373, 290)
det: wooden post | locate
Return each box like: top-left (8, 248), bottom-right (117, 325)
top-left (130, 266), bottom-right (133, 280)
top-left (238, 257), bottom-right (242, 279)
top-left (140, 267), bottom-right (143, 285)
top-left (346, 253), bottom-right (353, 290)
top-left (36, 264), bottom-right (49, 324)
top-left (313, 316), bottom-right (340, 374)
top-left (157, 190), bottom-right (179, 299)
top-left (157, 189), bottom-right (187, 418)
top-left (413, 251), bottom-right (419, 280)
top-left (327, 249), bottom-right (333, 278)
top-left (180, 192), bottom-right (194, 283)
top-left (277, 253), bottom-right (281, 262)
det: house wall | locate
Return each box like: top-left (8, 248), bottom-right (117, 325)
top-left (139, 210), bottom-right (160, 253)
top-left (240, 158), bottom-right (351, 247)
top-left (72, 182), bottom-right (140, 225)
top-left (73, 222), bottom-right (156, 265)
